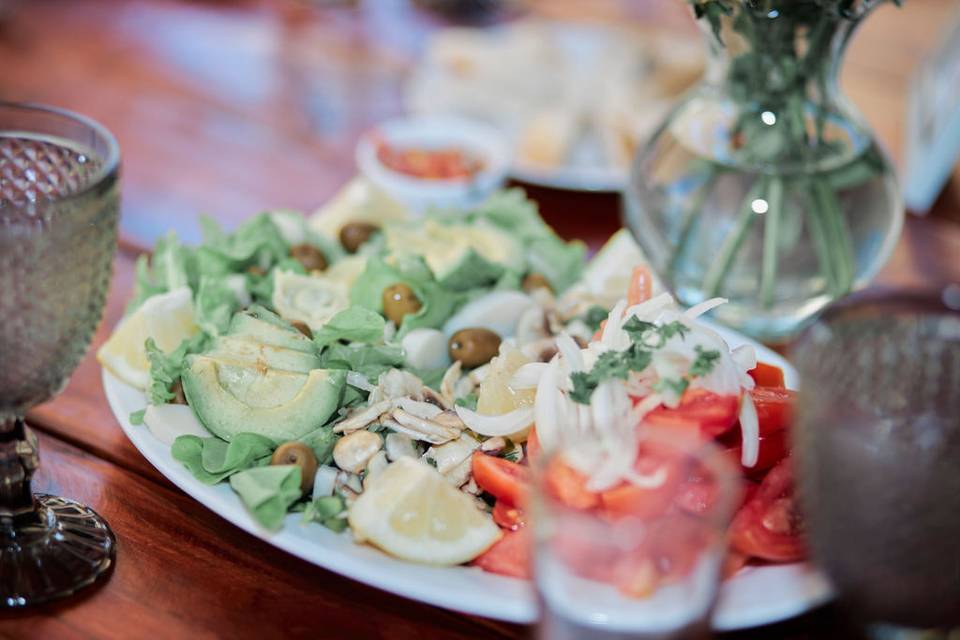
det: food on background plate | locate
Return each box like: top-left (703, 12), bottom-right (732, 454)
top-left (373, 137), bottom-right (485, 181)
top-left (100, 179), bottom-right (803, 587)
top-left (407, 21), bottom-right (704, 185)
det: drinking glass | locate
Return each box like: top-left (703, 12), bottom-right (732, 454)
top-left (533, 433), bottom-right (739, 640)
top-left (0, 102), bottom-right (119, 606)
top-left (791, 288), bottom-right (960, 636)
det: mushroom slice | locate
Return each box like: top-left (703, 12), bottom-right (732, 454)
top-left (333, 400), bottom-right (393, 434)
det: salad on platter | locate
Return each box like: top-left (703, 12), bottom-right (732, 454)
top-left (98, 179), bottom-right (804, 591)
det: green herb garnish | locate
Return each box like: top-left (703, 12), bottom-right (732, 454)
top-left (582, 305), bottom-right (609, 332)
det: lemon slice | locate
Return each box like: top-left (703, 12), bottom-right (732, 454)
top-left (97, 287), bottom-right (198, 389)
top-left (477, 343), bottom-right (534, 415)
top-left (348, 457), bottom-right (501, 565)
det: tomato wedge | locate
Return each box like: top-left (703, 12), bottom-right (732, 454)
top-left (722, 550), bottom-right (749, 579)
top-left (729, 457), bottom-right (806, 562)
top-left (750, 386), bottom-right (796, 435)
top-left (722, 428), bottom-right (789, 475)
top-left (749, 362), bottom-right (785, 388)
top-left (492, 500), bottom-right (525, 531)
top-left (472, 529), bottom-right (531, 579)
top-left (544, 458), bottom-right (598, 509)
top-left (471, 453), bottom-right (529, 508)
top-left (645, 389), bottom-right (740, 439)
top-left (601, 453), bottom-right (680, 519)
top-left (525, 427), bottom-right (542, 467)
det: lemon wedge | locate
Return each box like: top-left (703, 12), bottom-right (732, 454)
top-left (348, 457), bottom-right (501, 565)
top-left (97, 287), bottom-right (198, 389)
top-left (477, 343), bottom-right (534, 416)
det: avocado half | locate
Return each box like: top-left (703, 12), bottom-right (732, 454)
top-left (181, 355), bottom-right (345, 443)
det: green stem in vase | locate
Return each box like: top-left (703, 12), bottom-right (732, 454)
top-left (702, 177), bottom-right (766, 298)
top-left (760, 176), bottom-right (785, 308)
top-left (812, 177), bottom-right (855, 294)
top-left (669, 168), bottom-right (720, 284)
top-left (804, 179), bottom-right (839, 296)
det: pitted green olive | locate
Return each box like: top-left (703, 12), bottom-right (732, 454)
top-left (290, 243), bottom-right (328, 272)
top-left (271, 442), bottom-right (318, 492)
top-left (339, 222), bottom-right (379, 254)
top-left (448, 328), bottom-right (501, 368)
top-left (382, 283), bottom-right (422, 326)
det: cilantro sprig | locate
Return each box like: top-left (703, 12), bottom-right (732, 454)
top-left (568, 319), bottom-right (722, 405)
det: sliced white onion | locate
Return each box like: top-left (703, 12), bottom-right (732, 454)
top-left (624, 465), bottom-right (669, 489)
top-left (143, 404), bottom-right (211, 446)
top-left (556, 332), bottom-right (584, 372)
top-left (684, 297), bottom-right (728, 319)
top-left (600, 299), bottom-right (628, 349)
top-left (454, 405), bottom-right (534, 437)
top-left (739, 392), bottom-right (760, 468)
top-left (346, 371), bottom-right (375, 392)
top-left (534, 358), bottom-right (562, 453)
top-left (312, 465), bottom-right (339, 497)
top-left (631, 393), bottom-right (664, 424)
top-left (731, 344), bottom-right (757, 373)
top-left (625, 292), bottom-right (676, 323)
top-left (509, 362), bottom-right (548, 389)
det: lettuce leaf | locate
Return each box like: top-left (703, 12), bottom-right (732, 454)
top-left (144, 333), bottom-right (210, 406)
top-left (297, 425), bottom-right (339, 466)
top-left (229, 465), bottom-right (303, 530)
top-left (171, 432), bottom-right (275, 484)
top-left (312, 306), bottom-right (386, 349)
top-left (194, 276), bottom-right (240, 337)
top-left (195, 213), bottom-right (289, 276)
top-left (127, 232), bottom-right (193, 313)
top-left (319, 342), bottom-right (405, 382)
top-left (526, 236), bottom-right (587, 293)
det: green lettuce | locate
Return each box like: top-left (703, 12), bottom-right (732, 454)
top-left (229, 465), bottom-right (303, 530)
top-left (144, 333), bottom-right (209, 406)
top-left (349, 256), bottom-right (460, 336)
top-left (303, 495), bottom-right (347, 532)
top-left (319, 342), bottom-right (405, 382)
top-left (298, 425), bottom-right (339, 466)
top-left (312, 307), bottom-right (386, 349)
top-left (435, 249), bottom-right (504, 291)
top-left (127, 232), bottom-right (193, 313)
top-left (194, 213), bottom-right (289, 276)
top-left (194, 276), bottom-right (239, 337)
top-left (171, 432), bottom-right (275, 484)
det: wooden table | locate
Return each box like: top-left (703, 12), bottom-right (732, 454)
top-left (1, 1), bottom-right (959, 638)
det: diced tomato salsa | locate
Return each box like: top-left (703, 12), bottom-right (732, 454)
top-left (375, 138), bottom-right (484, 180)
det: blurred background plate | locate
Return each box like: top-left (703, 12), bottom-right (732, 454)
top-left (406, 20), bottom-right (702, 192)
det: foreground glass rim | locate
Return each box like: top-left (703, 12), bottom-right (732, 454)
top-left (0, 101), bottom-right (121, 204)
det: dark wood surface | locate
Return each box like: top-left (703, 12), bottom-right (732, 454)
top-left (2, 0), bottom-right (959, 638)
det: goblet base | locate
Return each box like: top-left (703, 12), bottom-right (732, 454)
top-left (0, 494), bottom-right (116, 608)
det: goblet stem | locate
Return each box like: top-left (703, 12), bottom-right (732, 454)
top-left (0, 417), bottom-right (39, 524)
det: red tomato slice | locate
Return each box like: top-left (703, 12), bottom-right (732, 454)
top-left (492, 500), bottom-right (526, 531)
top-left (472, 529), bottom-right (531, 579)
top-left (471, 453), bottom-right (529, 508)
top-left (722, 550), bottom-right (749, 579)
top-left (749, 362), bottom-right (785, 388)
top-left (729, 457), bottom-right (806, 562)
top-left (722, 428), bottom-right (789, 476)
top-left (645, 389), bottom-right (740, 439)
top-left (544, 458), bottom-right (599, 509)
top-left (601, 454), bottom-right (680, 519)
top-left (525, 427), bottom-right (542, 467)
top-left (750, 387), bottom-right (796, 435)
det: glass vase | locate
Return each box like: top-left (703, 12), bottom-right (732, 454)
top-left (623, 0), bottom-right (903, 342)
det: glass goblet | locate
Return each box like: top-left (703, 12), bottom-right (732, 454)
top-left (0, 102), bottom-right (119, 607)
top-left (791, 288), bottom-right (960, 634)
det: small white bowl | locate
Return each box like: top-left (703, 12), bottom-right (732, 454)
top-left (355, 115), bottom-right (509, 214)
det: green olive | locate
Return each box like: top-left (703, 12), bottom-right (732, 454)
top-left (382, 283), bottom-right (422, 326)
top-left (271, 442), bottom-right (318, 492)
top-left (522, 272), bottom-right (552, 293)
top-left (339, 222), bottom-right (379, 254)
top-left (290, 243), bottom-right (328, 272)
top-left (448, 328), bottom-right (501, 368)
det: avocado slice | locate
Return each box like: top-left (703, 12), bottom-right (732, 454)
top-left (228, 310), bottom-right (315, 353)
top-left (182, 355), bottom-right (345, 442)
top-left (207, 335), bottom-right (320, 373)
